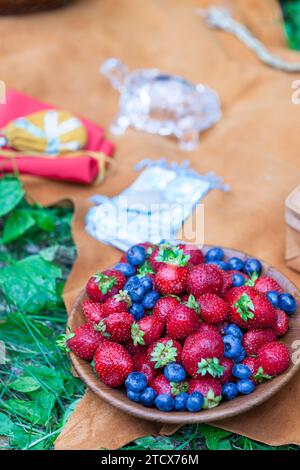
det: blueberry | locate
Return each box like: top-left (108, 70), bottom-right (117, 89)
top-left (186, 392), bottom-right (204, 412)
top-left (266, 290), bottom-right (279, 308)
top-left (244, 258), bottom-right (262, 276)
top-left (174, 393), bottom-right (189, 411)
top-left (232, 364), bottom-right (251, 380)
top-left (126, 245), bottom-right (146, 267)
top-left (224, 324), bottom-right (243, 340)
top-left (231, 273), bottom-right (245, 287)
top-left (140, 387), bottom-right (157, 407)
top-left (237, 379), bottom-right (255, 395)
top-left (222, 382), bottom-right (238, 400)
top-left (114, 262), bottom-right (135, 277)
top-left (142, 291), bottom-right (160, 310)
top-left (278, 293), bottom-right (297, 314)
top-left (129, 303), bottom-right (144, 320)
top-left (233, 347), bottom-right (246, 363)
top-left (155, 394), bottom-right (174, 411)
top-left (124, 276), bottom-right (140, 292)
top-left (139, 275), bottom-right (153, 293)
top-left (129, 285), bottom-right (145, 303)
top-left (205, 247), bottom-right (224, 262)
top-left (164, 363), bottom-right (186, 383)
top-left (228, 257), bottom-right (245, 272)
top-left (223, 335), bottom-right (242, 359)
top-left (127, 390), bottom-right (141, 402)
top-left (207, 260), bottom-right (229, 271)
top-left (125, 372), bottom-right (147, 393)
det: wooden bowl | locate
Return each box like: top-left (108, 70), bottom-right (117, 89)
top-left (68, 246), bottom-right (300, 423)
top-left (0, 0), bottom-right (69, 14)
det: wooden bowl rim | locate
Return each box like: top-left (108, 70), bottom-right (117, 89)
top-left (68, 245), bottom-right (300, 424)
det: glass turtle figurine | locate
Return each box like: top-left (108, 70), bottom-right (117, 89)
top-left (101, 58), bottom-right (221, 151)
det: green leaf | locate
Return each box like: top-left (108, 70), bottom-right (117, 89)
top-left (197, 357), bottom-right (224, 378)
top-left (5, 391), bottom-right (56, 425)
top-left (10, 376), bottom-right (41, 393)
top-left (0, 177), bottom-right (24, 217)
top-left (233, 293), bottom-right (255, 322)
top-left (0, 412), bottom-right (15, 436)
top-left (32, 209), bottom-right (55, 232)
top-left (2, 210), bottom-right (36, 243)
top-left (245, 272), bottom-right (259, 287)
top-left (39, 245), bottom-right (59, 262)
top-left (200, 424), bottom-right (232, 450)
top-left (0, 255), bottom-right (62, 313)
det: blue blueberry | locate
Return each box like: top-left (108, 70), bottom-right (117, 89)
top-left (163, 363), bottom-right (186, 383)
top-left (232, 364), bottom-right (251, 380)
top-left (266, 291), bottom-right (279, 308)
top-left (126, 245), bottom-right (146, 267)
top-left (129, 303), bottom-right (144, 321)
top-left (114, 262), bottom-right (135, 277)
top-left (233, 347), bottom-right (246, 363)
top-left (128, 285), bottom-right (145, 303)
top-left (139, 275), bottom-right (153, 293)
top-left (231, 273), bottom-right (245, 287)
top-left (224, 324), bottom-right (243, 340)
top-left (174, 393), bottom-right (189, 411)
top-left (222, 382), bottom-right (238, 400)
top-left (140, 387), bottom-right (157, 407)
top-left (278, 293), bottom-right (297, 314)
top-left (124, 276), bottom-right (140, 292)
top-left (155, 394), bottom-right (174, 411)
top-left (142, 291), bottom-right (160, 310)
top-left (207, 260), bottom-right (229, 271)
top-left (237, 379), bottom-right (255, 395)
top-left (125, 372), bottom-right (147, 393)
top-left (228, 257), bottom-right (245, 272)
top-left (244, 258), bottom-right (262, 276)
top-left (127, 390), bottom-right (141, 402)
top-left (223, 335), bottom-right (242, 359)
top-left (205, 247), bottom-right (224, 262)
top-left (186, 392), bottom-right (204, 412)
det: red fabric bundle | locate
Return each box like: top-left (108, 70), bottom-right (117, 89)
top-left (0, 90), bottom-right (114, 184)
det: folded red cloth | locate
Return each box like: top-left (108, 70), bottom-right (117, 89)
top-left (0, 90), bottom-right (114, 184)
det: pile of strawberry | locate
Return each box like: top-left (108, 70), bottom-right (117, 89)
top-left (64, 243), bottom-right (296, 413)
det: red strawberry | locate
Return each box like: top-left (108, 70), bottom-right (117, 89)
top-left (131, 316), bottom-right (164, 346)
top-left (166, 296), bottom-right (200, 339)
top-left (182, 330), bottom-right (224, 378)
top-left (197, 293), bottom-right (229, 324)
top-left (151, 374), bottom-right (189, 397)
top-left (82, 300), bottom-right (108, 324)
top-left (242, 356), bottom-right (260, 384)
top-left (220, 357), bottom-right (234, 384)
top-left (66, 323), bottom-right (105, 361)
top-left (95, 311), bottom-right (134, 343)
top-left (274, 310), bottom-right (289, 336)
top-left (147, 337), bottom-right (182, 368)
top-left (86, 269), bottom-right (126, 302)
top-left (224, 285), bottom-right (254, 305)
top-left (220, 271), bottom-right (233, 297)
top-left (257, 341), bottom-right (290, 376)
top-left (197, 323), bottom-right (219, 335)
top-left (254, 276), bottom-right (283, 295)
top-left (103, 291), bottom-right (131, 314)
top-left (242, 328), bottom-right (277, 355)
top-left (186, 264), bottom-right (223, 297)
top-left (229, 288), bottom-right (276, 329)
top-left (178, 243), bottom-right (204, 265)
top-left (124, 340), bottom-right (147, 357)
top-left (149, 243), bottom-right (175, 272)
top-left (152, 296), bottom-right (180, 323)
top-left (188, 377), bottom-right (222, 408)
top-left (94, 341), bottom-right (134, 387)
top-left (133, 352), bottom-right (157, 384)
top-left (242, 356), bottom-right (272, 384)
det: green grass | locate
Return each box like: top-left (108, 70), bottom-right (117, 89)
top-left (0, 176), bottom-right (298, 451)
top-left (1, 7), bottom-right (300, 449)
